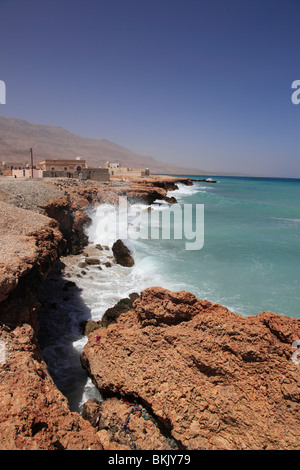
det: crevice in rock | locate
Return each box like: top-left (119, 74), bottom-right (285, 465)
top-left (84, 390), bottom-right (186, 450)
top-left (37, 260), bottom-right (96, 411)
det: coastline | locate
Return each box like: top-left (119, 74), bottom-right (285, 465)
top-left (0, 174), bottom-right (190, 449)
top-left (0, 175), bottom-right (299, 450)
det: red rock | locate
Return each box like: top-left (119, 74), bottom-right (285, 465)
top-left (0, 177), bottom-right (192, 450)
top-left (81, 287), bottom-right (300, 450)
top-left (82, 397), bottom-right (177, 450)
top-left (112, 239), bottom-right (134, 267)
top-left (0, 325), bottom-right (103, 450)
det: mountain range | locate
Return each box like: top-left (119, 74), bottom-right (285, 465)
top-left (0, 116), bottom-right (206, 175)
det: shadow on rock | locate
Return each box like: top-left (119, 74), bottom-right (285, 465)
top-left (37, 259), bottom-right (99, 412)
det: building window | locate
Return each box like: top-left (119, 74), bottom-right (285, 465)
top-left (51, 167), bottom-right (55, 170)
top-left (64, 167), bottom-right (68, 171)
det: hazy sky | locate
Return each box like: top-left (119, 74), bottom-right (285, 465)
top-left (0, 0), bottom-right (299, 177)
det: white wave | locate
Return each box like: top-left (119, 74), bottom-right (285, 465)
top-left (166, 182), bottom-right (216, 202)
top-left (83, 203), bottom-right (167, 320)
top-left (271, 217), bottom-right (300, 223)
top-left (168, 183), bottom-right (201, 197)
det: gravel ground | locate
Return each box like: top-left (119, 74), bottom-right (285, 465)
top-left (0, 178), bottom-right (66, 213)
top-left (0, 199), bottom-right (55, 264)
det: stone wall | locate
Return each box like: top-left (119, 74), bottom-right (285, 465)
top-left (81, 168), bottom-right (109, 182)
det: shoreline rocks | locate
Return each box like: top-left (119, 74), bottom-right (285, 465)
top-left (0, 175), bottom-right (191, 449)
top-left (112, 239), bottom-right (135, 267)
top-left (82, 293), bottom-right (140, 335)
top-left (81, 287), bottom-right (300, 450)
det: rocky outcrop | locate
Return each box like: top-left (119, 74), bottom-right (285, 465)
top-left (0, 202), bottom-right (64, 308)
top-left (112, 239), bottom-right (134, 267)
top-left (42, 198), bottom-right (91, 255)
top-left (81, 287), bottom-right (300, 450)
top-left (119, 185), bottom-right (169, 205)
top-left (191, 178), bottom-right (217, 183)
top-left (145, 177), bottom-right (193, 191)
top-left (116, 176), bottom-right (193, 205)
top-left (101, 293), bottom-right (139, 327)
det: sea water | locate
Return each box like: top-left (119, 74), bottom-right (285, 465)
top-left (87, 176), bottom-right (299, 318)
top-left (38, 176), bottom-right (300, 411)
top-left (142, 175), bottom-right (300, 318)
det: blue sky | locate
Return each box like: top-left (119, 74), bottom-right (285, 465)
top-left (0, 0), bottom-right (299, 177)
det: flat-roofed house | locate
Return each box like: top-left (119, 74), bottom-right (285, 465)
top-left (37, 158), bottom-right (87, 172)
top-left (34, 158), bottom-right (110, 181)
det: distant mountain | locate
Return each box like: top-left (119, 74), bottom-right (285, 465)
top-left (0, 116), bottom-right (205, 175)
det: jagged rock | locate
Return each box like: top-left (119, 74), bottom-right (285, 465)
top-left (112, 239), bottom-right (134, 267)
top-left (116, 177), bottom-right (192, 204)
top-left (0, 202), bottom-right (64, 321)
top-left (82, 397), bottom-right (178, 450)
top-left (164, 196), bottom-right (177, 204)
top-left (81, 398), bottom-right (102, 426)
top-left (82, 293), bottom-right (140, 333)
top-left (100, 293), bottom-right (139, 328)
top-left (81, 287), bottom-right (300, 450)
top-left (71, 210), bottom-right (91, 255)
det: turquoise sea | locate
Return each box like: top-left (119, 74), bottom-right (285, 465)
top-left (128, 175), bottom-right (300, 318)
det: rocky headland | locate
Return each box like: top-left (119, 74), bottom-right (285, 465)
top-left (0, 175), bottom-right (299, 450)
top-left (81, 287), bottom-right (300, 450)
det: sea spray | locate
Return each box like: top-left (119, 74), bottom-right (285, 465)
top-left (89, 196), bottom-right (204, 250)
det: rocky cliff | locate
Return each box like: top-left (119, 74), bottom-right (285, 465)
top-left (0, 181), bottom-right (107, 449)
top-left (0, 175), bottom-right (192, 450)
